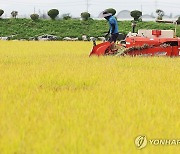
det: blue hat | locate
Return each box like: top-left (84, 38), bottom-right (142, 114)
top-left (103, 11), bottom-right (112, 17)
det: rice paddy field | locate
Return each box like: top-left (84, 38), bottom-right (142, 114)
top-left (0, 41), bottom-right (180, 154)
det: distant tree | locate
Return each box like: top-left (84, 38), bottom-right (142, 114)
top-left (0, 9), bottom-right (4, 17)
top-left (62, 13), bottom-right (72, 20)
top-left (30, 14), bottom-right (39, 21)
top-left (105, 8), bottom-right (116, 16)
top-left (177, 17), bottom-right (180, 25)
top-left (48, 9), bottom-right (59, 20)
top-left (11, 11), bottom-right (18, 18)
top-left (81, 12), bottom-right (90, 21)
top-left (130, 10), bottom-right (142, 21)
top-left (156, 9), bottom-right (164, 20)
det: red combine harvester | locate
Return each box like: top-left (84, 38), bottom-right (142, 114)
top-left (90, 29), bottom-right (180, 57)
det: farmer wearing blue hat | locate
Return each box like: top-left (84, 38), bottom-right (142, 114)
top-left (103, 11), bottom-right (119, 43)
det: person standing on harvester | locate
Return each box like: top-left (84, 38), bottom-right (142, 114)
top-left (103, 11), bottom-right (119, 43)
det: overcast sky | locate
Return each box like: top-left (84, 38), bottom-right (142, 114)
top-left (0, 0), bottom-right (180, 17)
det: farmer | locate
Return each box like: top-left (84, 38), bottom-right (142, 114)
top-left (103, 11), bottom-right (119, 43)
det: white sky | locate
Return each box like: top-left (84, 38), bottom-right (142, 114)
top-left (0, 0), bottom-right (180, 17)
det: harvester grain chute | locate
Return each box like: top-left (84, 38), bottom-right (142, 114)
top-left (90, 29), bottom-right (180, 57)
